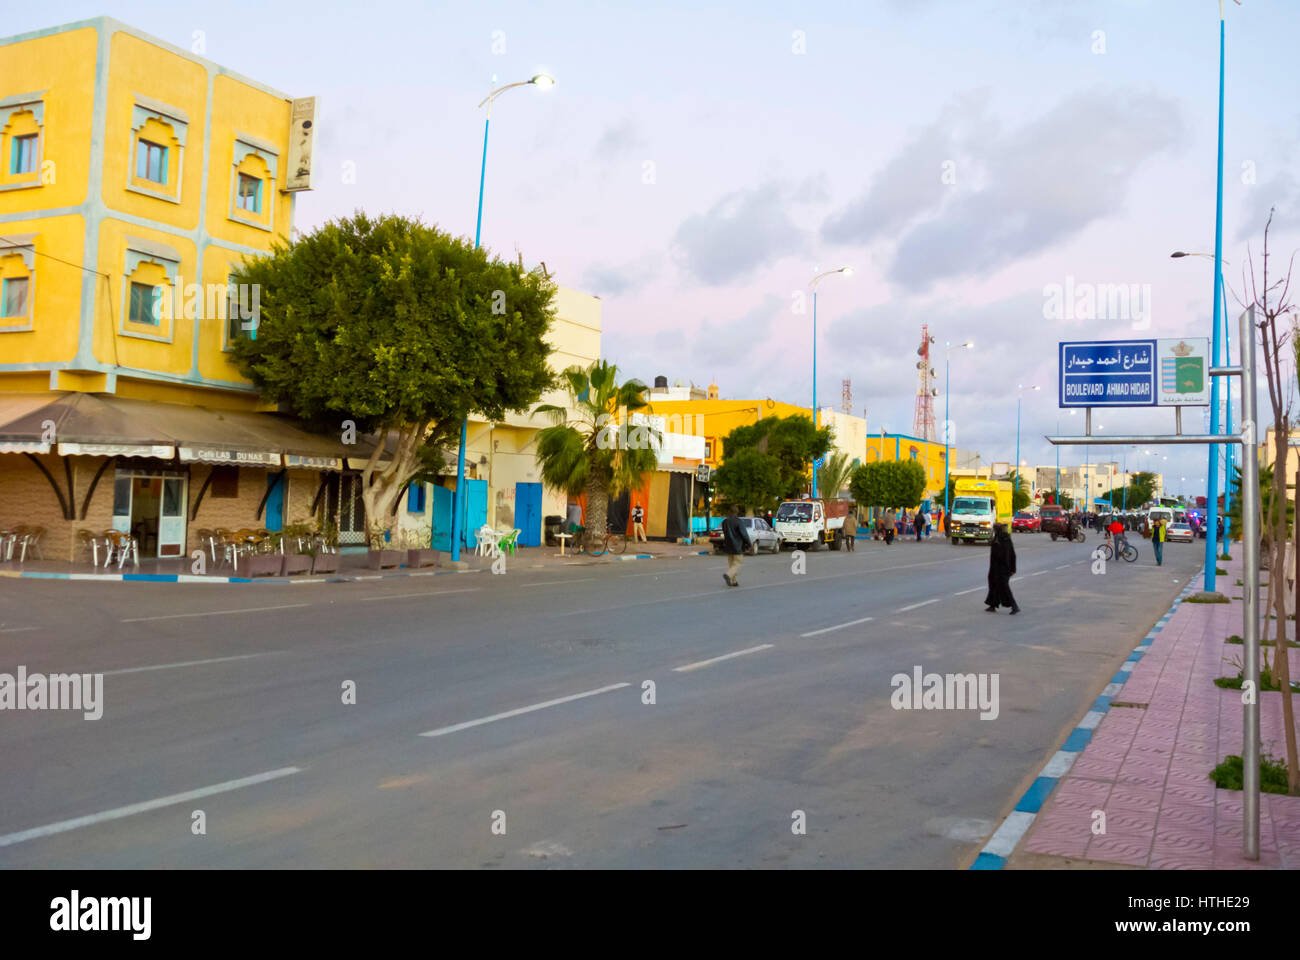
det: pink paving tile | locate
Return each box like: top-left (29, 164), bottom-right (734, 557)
top-left (1087, 834), bottom-right (1153, 866)
top-left (1108, 783), bottom-right (1163, 812)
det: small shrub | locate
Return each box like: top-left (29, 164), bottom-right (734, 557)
top-left (1186, 592), bottom-right (1229, 604)
top-left (1210, 753), bottom-right (1291, 794)
top-left (1216, 567), bottom-right (1227, 575)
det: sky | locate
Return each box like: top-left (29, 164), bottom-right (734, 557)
top-left (19, 0), bottom-right (1300, 501)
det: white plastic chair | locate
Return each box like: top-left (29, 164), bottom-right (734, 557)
top-left (474, 525), bottom-right (500, 557)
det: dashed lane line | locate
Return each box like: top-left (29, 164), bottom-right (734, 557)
top-left (418, 683), bottom-right (631, 738)
top-left (800, 616), bottom-right (874, 638)
top-left (673, 644), bottom-right (775, 673)
top-left (120, 603), bottom-right (309, 623)
top-left (897, 598), bottom-right (940, 612)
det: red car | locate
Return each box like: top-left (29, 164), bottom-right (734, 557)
top-left (1012, 511), bottom-right (1040, 533)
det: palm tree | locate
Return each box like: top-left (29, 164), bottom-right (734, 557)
top-left (816, 451), bottom-right (854, 500)
top-left (534, 361), bottom-right (660, 539)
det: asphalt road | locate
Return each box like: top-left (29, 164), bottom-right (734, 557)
top-left (0, 532), bottom-right (1203, 868)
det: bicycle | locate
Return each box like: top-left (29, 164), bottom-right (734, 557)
top-left (572, 523), bottom-right (628, 557)
top-left (1099, 540), bottom-right (1138, 562)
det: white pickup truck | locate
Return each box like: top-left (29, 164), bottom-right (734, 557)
top-left (773, 498), bottom-right (852, 550)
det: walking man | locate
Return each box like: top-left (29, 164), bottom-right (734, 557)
top-left (843, 510), bottom-right (857, 551)
top-left (883, 508), bottom-right (896, 545)
top-left (720, 504), bottom-right (751, 587)
top-left (632, 501), bottom-right (647, 543)
top-left (984, 523), bottom-right (1020, 614)
top-left (1152, 516), bottom-right (1165, 566)
top-left (914, 508), bottom-right (925, 542)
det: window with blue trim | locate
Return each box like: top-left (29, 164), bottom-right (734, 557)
top-left (407, 483), bottom-right (426, 513)
top-left (135, 139), bottom-right (167, 184)
top-left (11, 135), bottom-right (37, 175)
top-left (129, 282), bottom-right (159, 325)
top-left (236, 173), bottom-right (261, 213)
top-left (1, 276), bottom-right (29, 317)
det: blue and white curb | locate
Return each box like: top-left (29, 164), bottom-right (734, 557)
top-left (970, 569), bottom-right (1201, 870)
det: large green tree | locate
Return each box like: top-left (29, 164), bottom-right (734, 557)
top-left (232, 212), bottom-right (555, 536)
top-left (850, 460), bottom-right (926, 509)
top-left (716, 414), bottom-right (832, 507)
top-left (1101, 471), bottom-right (1159, 511)
top-left (713, 447), bottom-right (782, 514)
top-left (533, 361), bottom-right (659, 538)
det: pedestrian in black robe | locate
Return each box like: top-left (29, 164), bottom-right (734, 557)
top-left (985, 523), bottom-right (1020, 614)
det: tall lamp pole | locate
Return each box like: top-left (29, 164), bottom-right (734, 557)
top-left (1015, 384), bottom-right (1040, 502)
top-left (450, 73), bottom-right (554, 563)
top-left (943, 341), bottom-right (973, 521)
top-left (809, 265), bottom-right (852, 498)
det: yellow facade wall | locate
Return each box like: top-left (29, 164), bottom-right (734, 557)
top-left (641, 397), bottom-right (811, 467)
top-left (0, 214), bottom-right (86, 365)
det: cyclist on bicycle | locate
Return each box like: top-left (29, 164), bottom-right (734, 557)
top-left (1106, 516), bottom-right (1127, 558)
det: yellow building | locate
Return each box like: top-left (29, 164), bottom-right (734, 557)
top-left (863, 431), bottom-right (951, 502)
top-left (0, 17), bottom-right (330, 563)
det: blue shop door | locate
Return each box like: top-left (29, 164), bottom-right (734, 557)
top-left (463, 478), bottom-right (488, 548)
top-left (265, 472), bottom-right (285, 531)
top-left (515, 482), bottom-right (542, 547)
top-left (431, 485), bottom-right (453, 551)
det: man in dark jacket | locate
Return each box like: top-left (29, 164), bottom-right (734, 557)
top-left (720, 504), bottom-right (751, 588)
top-left (985, 523), bottom-right (1020, 614)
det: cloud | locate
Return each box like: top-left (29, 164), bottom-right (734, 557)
top-left (592, 118), bottom-right (643, 161)
top-left (672, 182), bottom-right (806, 286)
top-left (582, 254), bottom-right (661, 298)
top-left (826, 89), bottom-right (1184, 291)
top-left (687, 293), bottom-right (784, 371)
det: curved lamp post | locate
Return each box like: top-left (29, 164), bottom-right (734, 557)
top-left (809, 265), bottom-right (852, 497)
top-left (450, 73), bottom-right (554, 563)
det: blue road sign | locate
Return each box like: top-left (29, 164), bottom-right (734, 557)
top-left (1059, 339), bottom-right (1156, 407)
top-left (1059, 338), bottom-right (1210, 408)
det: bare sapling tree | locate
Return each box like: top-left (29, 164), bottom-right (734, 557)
top-left (1239, 207), bottom-right (1300, 792)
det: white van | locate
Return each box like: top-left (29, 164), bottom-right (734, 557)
top-left (1148, 506), bottom-right (1174, 527)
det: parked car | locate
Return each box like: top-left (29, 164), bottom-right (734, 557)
top-left (1011, 511), bottom-right (1040, 533)
top-left (1166, 522), bottom-right (1194, 543)
top-left (709, 516), bottom-right (782, 555)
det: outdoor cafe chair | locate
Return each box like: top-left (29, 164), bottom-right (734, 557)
top-left (104, 529), bottom-right (139, 568)
top-left (0, 527), bottom-right (15, 561)
top-left (497, 528), bottom-right (521, 556)
top-left (13, 525), bottom-right (45, 563)
top-left (474, 525), bottom-right (500, 557)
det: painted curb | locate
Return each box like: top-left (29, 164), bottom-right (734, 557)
top-left (970, 566), bottom-right (1202, 870)
top-left (0, 565), bottom-right (487, 585)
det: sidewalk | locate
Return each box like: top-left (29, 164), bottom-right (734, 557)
top-left (0, 539), bottom-right (712, 582)
top-left (1003, 552), bottom-right (1300, 869)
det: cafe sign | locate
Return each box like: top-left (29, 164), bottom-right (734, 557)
top-left (179, 447), bottom-right (282, 466)
top-left (1059, 338), bottom-right (1209, 408)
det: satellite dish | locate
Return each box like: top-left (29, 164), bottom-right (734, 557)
top-left (673, 378), bottom-right (686, 388)
top-left (930, 387), bottom-right (939, 397)
top-left (930, 367), bottom-right (936, 377)
top-left (916, 360), bottom-right (925, 370)
top-left (917, 346), bottom-right (924, 356)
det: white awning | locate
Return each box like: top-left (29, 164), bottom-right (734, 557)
top-left (0, 440), bottom-right (50, 454)
top-left (59, 442), bottom-right (174, 458)
top-left (285, 454), bottom-right (344, 470)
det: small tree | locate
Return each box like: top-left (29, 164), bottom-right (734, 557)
top-left (852, 460), bottom-right (925, 510)
top-left (816, 451), bottom-right (855, 500)
top-left (1237, 208), bottom-right (1300, 792)
top-left (721, 415), bottom-right (832, 502)
top-left (534, 361), bottom-right (659, 538)
top-left (714, 447), bottom-right (782, 515)
top-left (233, 213), bottom-right (555, 536)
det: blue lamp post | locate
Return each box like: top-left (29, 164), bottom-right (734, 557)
top-left (809, 265), bottom-right (852, 498)
top-left (943, 340), bottom-right (973, 520)
top-left (450, 72), bottom-right (554, 563)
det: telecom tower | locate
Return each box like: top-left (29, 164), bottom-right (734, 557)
top-left (841, 379), bottom-right (852, 415)
top-left (913, 325), bottom-right (938, 441)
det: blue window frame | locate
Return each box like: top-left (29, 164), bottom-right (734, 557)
top-left (1, 276), bottom-right (29, 317)
top-left (236, 173), bottom-right (261, 213)
top-left (407, 483), bottom-right (426, 513)
top-left (129, 281), bottom-right (159, 325)
top-left (135, 139), bottom-right (167, 184)
top-left (11, 135), bottom-right (37, 175)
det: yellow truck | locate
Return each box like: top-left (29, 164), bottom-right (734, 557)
top-left (949, 479), bottom-right (1013, 544)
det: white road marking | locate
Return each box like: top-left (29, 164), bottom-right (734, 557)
top-left (1055, 564), bottom-right (1070, 570)
top-left (121, 603), bottom-right (308, 623)
top-left (897, 598), bottom-right (940, 612)
top-left (953, 587), bottom-right (983, 597)
top-left (419, 683), bottom-right (631, 738)
top-left (357, 588), bottom-right (480, 601)
top-left (0, 767), bottom-right (302, 849)
top-left (801, 616), bottom-right (874, 638)
top-left (520, 578), bottom-right (597, 587)
top-left (1030, 571), bottom-right (1048, 577)
top-left (102, 652), bottom-right (281, 676)
top-left (0, 626), bottom-right (38, 633)
top-left (673, 644), bottom-right (775, 673)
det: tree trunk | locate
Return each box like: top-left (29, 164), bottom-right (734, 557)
top-left (585, 472), bottom-right (609, 538)
top-left (358, 422), bottom-right (429, 547)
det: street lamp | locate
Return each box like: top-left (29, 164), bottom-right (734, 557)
top-left (1015, 384), bottom-right (1040, 503)
top-left (450, 72), bottom-right (554, 563)
top-left (809, 265), bottom-right (852, 497)
top-left (943, 340), bottom-right (973, 521)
